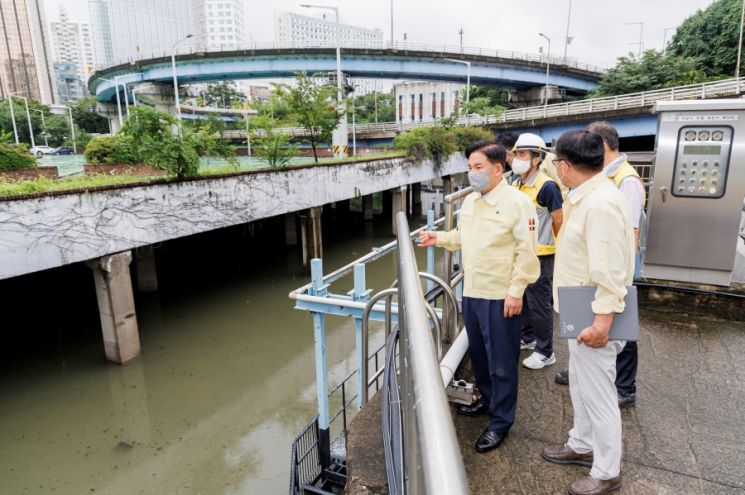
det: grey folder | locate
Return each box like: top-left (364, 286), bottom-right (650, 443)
top-left (557, 286), bottom-right (639, 341)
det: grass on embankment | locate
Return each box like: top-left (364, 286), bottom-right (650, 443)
top-left (0, 151), bottom-right (408, 198)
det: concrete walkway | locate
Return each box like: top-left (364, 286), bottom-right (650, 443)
top-left (456, 308), bottom-right (745, 494)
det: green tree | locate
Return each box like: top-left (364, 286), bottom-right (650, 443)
top-left (462, 96), bottom-right (506, 117)
top-left (71, 96), bottom-right (109, 134)
top-left (592, 50), bottom-right (707, 96)
top-left (120, 105), bottom-right (175, 142)
top-left (276, 72), bottom-right (341, 163)
top-left (252, 115), bottom-right (298, 168)
top-left (199, 81), bottom-right (247, 108)
top-left (43, 114), bottom-right (73, 147)
top-left (667, 0), bottom-right (742, 77)
top-left (0, 98), bottom-right (47, 145)
top-left (351, 90), bottom-right (395, 123)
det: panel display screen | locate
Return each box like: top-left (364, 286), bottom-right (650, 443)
top-left (682, 144), bottom-right (722, 155)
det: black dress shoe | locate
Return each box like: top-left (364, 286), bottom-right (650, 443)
top-left (475, 428), bottom-right (508, 453)
top-left (618, 392), bottom-right (636, 409)
top-left (555, 369), bottom-right (569, 385)
top-left (457, 399), bottom-right (487, 417)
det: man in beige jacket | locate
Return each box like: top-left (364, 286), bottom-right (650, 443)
top-left (541, 130), bottom-right (635, 495)
top-left (419, 140), bottom-right (539, 453)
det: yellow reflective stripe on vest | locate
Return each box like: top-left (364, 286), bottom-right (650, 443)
top-left (514, 172), bottom-right (556, 256)
top-left (609, 161), bottom-right (647, 207)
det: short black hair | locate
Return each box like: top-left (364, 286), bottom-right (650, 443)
top-left (554, 130), bottom-right (605, 173)
top-left (465, 140), bottom-right (506, 168)
top-left (586, 121), bottom-right (619, 151)
top-left (495, 132), bottom-right (519, 149)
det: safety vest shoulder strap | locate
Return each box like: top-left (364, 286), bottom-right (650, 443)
top-left (609, 160), bottom-right (646, 205)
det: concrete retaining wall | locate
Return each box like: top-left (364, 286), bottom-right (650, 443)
top-left (0, 155), bottom-right (466, 280)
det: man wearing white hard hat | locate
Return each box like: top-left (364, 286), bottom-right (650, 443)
top-left (512, 133), bottom-right (564, 369)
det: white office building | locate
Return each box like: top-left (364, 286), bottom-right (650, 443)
top-left (274, 10), bottom-right (383, 47)
top-left (49, 6), bottom-right (95, 85)
top-left (88, 0), bottom-right (193, 68)
top-left (394, 81), bottom-right (465, 123)
top-left (192, 0), bottom-right (246, 49)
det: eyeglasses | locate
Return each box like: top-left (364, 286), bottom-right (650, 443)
top-left (552, 158), bottom-right (567, 166)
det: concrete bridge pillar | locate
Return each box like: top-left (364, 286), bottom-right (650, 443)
top-left (411, 183), bottom-right (422, 218)
top-left (300, 207), bottom-right (323, 270)
top-left (391, 186), bottom-right (407, 236)
top-left (285, 213), bottom-right (298, 246)
top-left (363, 194), bottom-right (374, 221)
top-left (442, 175), bottom-right (454, 217)
top-left (134, 246), bottom-right (158, 292)
top-left (86, 251), bottom-right (140, 364)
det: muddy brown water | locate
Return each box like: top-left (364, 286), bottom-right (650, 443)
top-left (0, 214), bottom-right (435, 494)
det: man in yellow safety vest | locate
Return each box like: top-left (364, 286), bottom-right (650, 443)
top-left (511, 133), bottom-right (564, 369)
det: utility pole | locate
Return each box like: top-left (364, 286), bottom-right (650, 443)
top-left (625, 22), bottom-right (644, 58)
top-left (563, 0), bottom-right (573, 60)
top-left (458, 27), bottom-right (464, 52)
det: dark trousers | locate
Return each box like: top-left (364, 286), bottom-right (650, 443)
top-left (615, 341), bottom-right (637, 395)
top-left (521, 255), bottom-right (555, 357)
top-left (462, 296), bottom-right (522, 433)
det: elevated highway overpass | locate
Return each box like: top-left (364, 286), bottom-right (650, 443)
top-left (88, 40), bottom-right (603, 104)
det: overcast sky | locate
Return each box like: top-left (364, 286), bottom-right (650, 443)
top-left (45, 0), bottom-right (717, 68)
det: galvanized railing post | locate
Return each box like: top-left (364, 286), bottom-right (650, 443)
top-left (352, 263), bottom-right (370, 411)
top-left (426, 210), bottom-right (436, 292)
top-left (309, 258), bottom-right (331, 469)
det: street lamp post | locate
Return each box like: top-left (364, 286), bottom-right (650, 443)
top-left (736, 0), bottom-right (745, 93)
top-left (351, 88), bottom-right (357, 156)
top-left (10, 93), bottom-right (35, 149)
top-left (241, 97), bottom-right (251, 158)
top-left (6, 95), bottom-right (19, 144)
top-left (171, 34), bottom-right (194, 133)
top-left (31, 108), bottom-right (48, 147)
top-left (445, 58), bottom-right (470, 118)
top-left (563, 0), bottom-right (573, 60)
top-left (66, 106), bottom-right (77, 154)
top-left (539, 33), bottom-right (551, 117)
top-left (662, 27), bottom-right (675, 52)
top-left (625, 22), bottom-right (644, 57)
top-left (301, 4), bottom-right (347, 157)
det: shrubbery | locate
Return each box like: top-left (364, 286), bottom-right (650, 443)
top-left (0, 144), bottom-right (37, 171)
top-left (82, 106), bottom-right (236, 177)
top-left (394, 125), bottom-right (494, 167)
top-left (84, 134), bottom-right (136, 164)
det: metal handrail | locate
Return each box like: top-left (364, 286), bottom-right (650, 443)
top-left (394, 212), bottom-right (468, 494)
top-left (222, 77), bottom-right (745, 140)
top-left (94, 39), bottom-right (606, 74)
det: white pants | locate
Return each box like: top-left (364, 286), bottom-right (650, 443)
top-left (566, 339), bottom-right (626, 480)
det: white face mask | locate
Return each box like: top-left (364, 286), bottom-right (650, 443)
top-left (511, 158), bottom-right (531, 176)
top-left (556, 161), bottom-right (568, 186)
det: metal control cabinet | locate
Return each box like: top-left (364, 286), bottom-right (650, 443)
top-left (645, 100), bottom-right (745, 286)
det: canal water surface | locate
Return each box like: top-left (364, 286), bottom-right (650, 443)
top-left (0, 213), bottom-right (433, 494)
